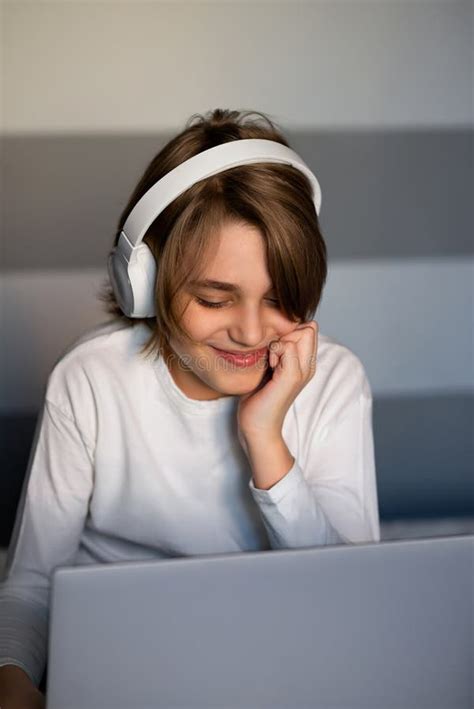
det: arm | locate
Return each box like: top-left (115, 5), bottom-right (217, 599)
top-left (236, 322), bottom-right (380, 549)
top-left (0, 398), bottom-right (94, 692)
top-left (244, 388), bottom-right (381, 549)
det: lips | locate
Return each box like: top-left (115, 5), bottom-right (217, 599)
top-left (211, 345), bottom-right (269, 368)
top-left (212, 346), bottom-right (268, 356)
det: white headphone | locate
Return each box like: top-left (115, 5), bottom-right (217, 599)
top-left (107, 138), bottom-right (322, 318)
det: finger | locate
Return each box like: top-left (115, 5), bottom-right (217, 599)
top-left (280, 322), bottom-right (318, 373)
top-left (270, 340), bottom-right (302, 374)
top-left (280, 320), bottom-right (318, 344)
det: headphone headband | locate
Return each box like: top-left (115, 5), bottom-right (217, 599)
top-left (108, 138), bottom-right (323, 318)
top-left (122, 138), bottom-right (321, 249)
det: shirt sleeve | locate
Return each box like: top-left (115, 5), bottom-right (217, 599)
top-left (247, 386), bottom-right (381, 549)
top-left (0, 398), bottom-right (94, 687)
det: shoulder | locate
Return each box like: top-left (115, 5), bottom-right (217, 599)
top-left (316, 332), bottom-right (372, 400)
top-left (294, 331), bottom-right (373, 429)
top-left (45, 320), bottom-right (152, 413)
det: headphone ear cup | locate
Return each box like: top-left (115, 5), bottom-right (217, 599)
top-left (107, 242), bottom-right (157, 318)
top-left (107, 248), bottom-right (135, 317)
top-left (126, 242), bottom-right (157, 318)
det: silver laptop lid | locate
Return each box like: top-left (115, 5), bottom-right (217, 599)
top-left (46, 535), bottom-right (473, 709)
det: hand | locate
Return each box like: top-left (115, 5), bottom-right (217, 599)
top-left (0, 664), bottom-right (45, 709)
top-left (0, 686), bottom-right (45, 709)
top-left (237, 320), bottom-right (318, 442)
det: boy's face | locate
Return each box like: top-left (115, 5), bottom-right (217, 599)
top-left (162, 220), bottom-right (301, 401)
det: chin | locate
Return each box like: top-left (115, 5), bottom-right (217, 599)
top-left (215, 367), bottom-right (267, 392)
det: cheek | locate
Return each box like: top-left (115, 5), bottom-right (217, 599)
top-left (180, 307), bottom-right (217, 346)
top-left (276, 316), bottom-right (300, 335)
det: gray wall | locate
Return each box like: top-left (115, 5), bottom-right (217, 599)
top-left (1, 1), bottom-right (473, 544)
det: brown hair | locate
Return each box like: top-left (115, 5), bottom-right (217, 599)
top-left (98, 107), bottom-right (327, 360)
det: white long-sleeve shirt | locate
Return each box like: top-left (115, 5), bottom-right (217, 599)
top-left (0, 319), bottom-right (380, 687)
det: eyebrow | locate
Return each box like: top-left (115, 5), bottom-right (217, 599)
top-left (189, 279), bottom-right (275, 294)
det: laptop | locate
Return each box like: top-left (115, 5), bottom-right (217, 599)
top-left (46, 535), bottom-right (473, 709)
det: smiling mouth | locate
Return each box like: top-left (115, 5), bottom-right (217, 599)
top-left (211, 346), bottom-right (268, 356)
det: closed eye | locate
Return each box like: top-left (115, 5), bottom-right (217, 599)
top-left (195, 297), bottom-right (281, 309)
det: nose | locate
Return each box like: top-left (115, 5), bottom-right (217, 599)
top-left (227, 304), bottom-right (271, 349)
